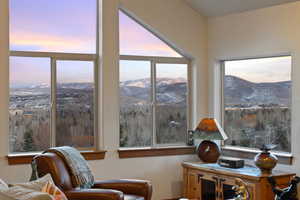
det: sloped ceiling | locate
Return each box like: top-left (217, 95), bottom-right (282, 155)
top-left (185, 0), bottom-right (299, 17)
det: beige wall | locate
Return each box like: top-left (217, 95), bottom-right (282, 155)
top-left (0, 0), bottom-right (207, 199)
top-left (0, 0), bottom-right (10, 179)
top-left (208, 2), bottom-right (300, 172)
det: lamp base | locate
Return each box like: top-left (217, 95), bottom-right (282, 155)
top-left (197, 140), bottom-right (220, 163)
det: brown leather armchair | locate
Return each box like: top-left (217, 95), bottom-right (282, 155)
top-left (33, 153), bottom-right (152, 200)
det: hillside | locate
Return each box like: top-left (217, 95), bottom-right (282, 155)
top-left (120, 78), bottom-right (187, 105)
top-left (224, 75), bottom-right (291, 107)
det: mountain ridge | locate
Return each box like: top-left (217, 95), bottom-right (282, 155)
top-left (11, 76), bottom-right (291, 106)
top-left (224, 75), bottom-right (291, 107)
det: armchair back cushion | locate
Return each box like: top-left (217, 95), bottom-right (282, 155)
top-left (34, 152), bottom-right (73, 191)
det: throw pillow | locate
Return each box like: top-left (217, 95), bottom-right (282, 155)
top-left (42, 181), bottom-right (67, 200)
top-left (0, 179), bottom-right (13, 200)
top-left (0, 185), bottom-right (53, 200)
top-left (0, 179), bottom-right (8, 190)
top-left (13, 174), bottom-right (54, 191)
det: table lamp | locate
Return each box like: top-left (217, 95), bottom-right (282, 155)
top-left (192, 118), bottom-right (228, 163)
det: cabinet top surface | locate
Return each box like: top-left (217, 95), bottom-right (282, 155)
top-left (182, 162), bottom-right (295, 180)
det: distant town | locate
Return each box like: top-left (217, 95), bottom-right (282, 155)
top-left (9, 83), bottom-right (94, 152)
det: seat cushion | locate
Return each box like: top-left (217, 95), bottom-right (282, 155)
top-left (124, 194), bottom-right (144, 200)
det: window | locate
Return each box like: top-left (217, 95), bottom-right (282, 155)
top-left (9, 57), bottom-right (51, 152)
top-left (156, 64), bottom-right (188, 144)
top-left (119, 10), bottom-right (181, 57)
top-left (9, 0), bottom-right (98, 153)
top-left (120, 60), bottom-right (152, 147)
top-left (10, 0), bottom-right (96, 53)
top-left (119, 10), bottom-right (190, 148)
top-left (222, 56), bottom-right (292, 152)
top-left (56, 61), bottom-right (95, 148)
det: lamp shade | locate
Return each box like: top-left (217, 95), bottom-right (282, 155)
top-left (193, 118), bottom-right (228, 141)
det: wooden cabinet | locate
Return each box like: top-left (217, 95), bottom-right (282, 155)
top-left (182, 162), bottom-right (295, 200)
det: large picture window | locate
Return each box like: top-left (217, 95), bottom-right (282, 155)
top-left (222, 56), bottom-right (292, 152)
top-left (119, 10), bottom-right (190, 148)
top-left (9, 0), bottom-right (98, 153)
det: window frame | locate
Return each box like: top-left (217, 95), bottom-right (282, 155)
top-left (9, 51), bottom-right (99, 152)
top-left (220, 55), bottom-right (293, 163)
top-left (8, 0), bottom-right (100, 154)
top-left (119, 55), bottom-right (192, 148)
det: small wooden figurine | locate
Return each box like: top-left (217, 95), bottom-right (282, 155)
top-left (231, 178), bottom-right (250, 200)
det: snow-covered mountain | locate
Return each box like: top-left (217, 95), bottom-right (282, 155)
top-left (120, 78), bottom-right (151, 88)
top-left (120, 78), bottom-right (187, 104)
top-left (57, 83), bottom-right (93, 90)
top-left (11, 76), bottom-right (289, 107)
top-left (120, 78), bottom-right (186, 88)
top-left (120, 76), bottom-right (291, 106)
top-left (224, 75), bottom-right (291, 107)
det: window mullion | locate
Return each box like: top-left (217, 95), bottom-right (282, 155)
top-left (94, 59), bottom-right (99, 150)
top-left (187, 61), bottom-right (192, 141)
top-left (50, 57), bottom-right (57, 148)
top-left (220, 61), bottom-right (226, 147)
top-left (220, 61), bottom-right (225, 128)
top-left (151, 60), bottom-right (157, 147)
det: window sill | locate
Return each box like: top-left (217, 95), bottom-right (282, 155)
top-left (6, 150), bottom-right (107, 165)
top-left (118, 146), bottom-right (196, 158)
top-left (221, 146), bottom-right (293, 165)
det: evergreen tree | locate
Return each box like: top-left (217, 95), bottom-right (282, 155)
top-left (23, 129), bottom-right (36, 152)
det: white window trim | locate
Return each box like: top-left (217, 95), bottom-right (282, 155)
top-left (119, 55), bottom-right (192, 148)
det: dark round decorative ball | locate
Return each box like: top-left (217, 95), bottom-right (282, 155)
top-left (197, 140), bottom-right (220, 163)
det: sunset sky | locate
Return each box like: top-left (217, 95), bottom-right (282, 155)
top-left (10, 0), bottom-right (96, 53)
top-left (9, 0), bottom-right (180, 86)
top-left (10, 0), bottom-right (289, 86)
top-left (225, 56), bottom-right (292, 83)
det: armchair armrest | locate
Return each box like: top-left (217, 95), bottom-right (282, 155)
top-left (64, 188), bottom-right (124, 200)
top-left (93, 179), bottom-right (152, 200)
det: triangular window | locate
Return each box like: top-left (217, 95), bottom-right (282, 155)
top-left (119, 10), bottom-right (182, 57)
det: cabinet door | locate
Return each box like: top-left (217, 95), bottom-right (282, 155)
top-left (219, 178), bottom-right (235, 200)
top-left (201, 176), bottom-right (219, 200)
top-left (186, 171), bottom-right (201, 199)
top-left (219, 177), bottom-right (256, 200)
top-left (186, 170), bottom-right (219, 200)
